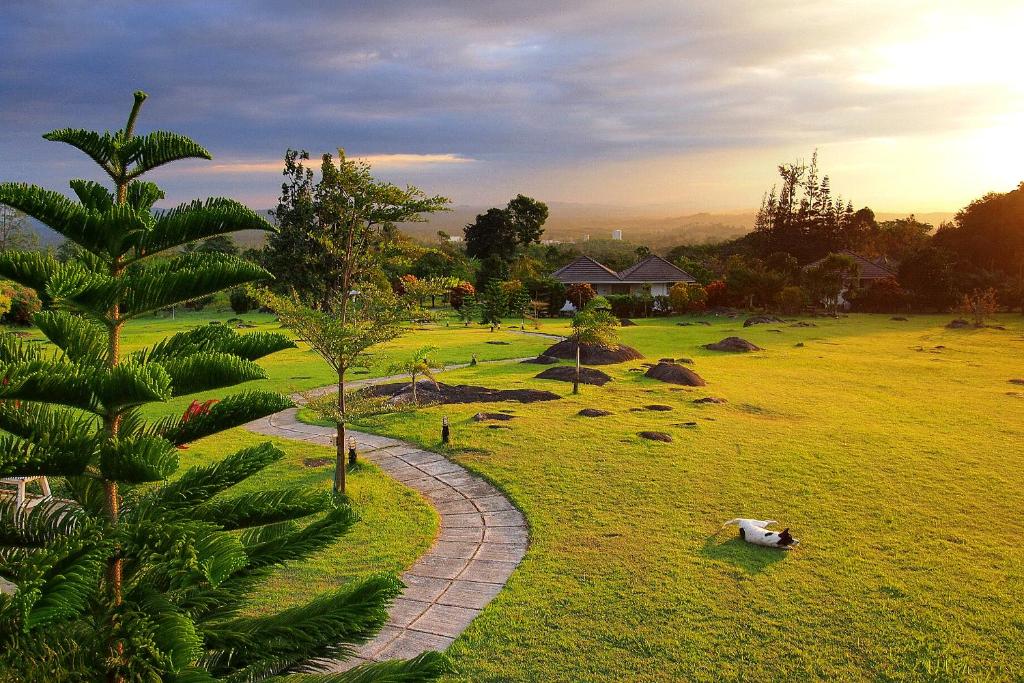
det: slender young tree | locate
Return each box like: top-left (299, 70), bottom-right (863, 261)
top-left (261, 150), bottom-right (446, 492)
top-left (389, 345), bottom-right (445, 405)
top-left (258, 285), bottom-right (407, 493)
top-left (569, 298), bottom-right (619, 395)
top-left (0, 92), bottom-right (445, 681)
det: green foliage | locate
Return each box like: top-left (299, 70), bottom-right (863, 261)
top-left (388, 346), bottom-right (445, 405)
top-left (257, 284), bottom-right (408, 493)
top-left (774, 285), bottom-right (808, 314)
top-left (263, 149), bottom-right (448, 310)
top-left (565, 283), bottom-right (596, 309)
top-left (805, 252), bottom-right (858, 314)
top-left (668, 283), bottom-right (707, 314)
top-left (464, 195), bottom-right (548, 266)
top-left (478, 279), bottom-right (508, 327)
top-left (0, 93), bottom-right (443, 681)
top-left (230, 287), bottom-right (259, 314)
top-left (571, 298), bottom-right (620, 348)
top-left (0, 282), bottom-right (42, 325)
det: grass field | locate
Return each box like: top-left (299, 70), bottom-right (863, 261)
top-left (14, 310), bottom-right (1024, 679)
top-left (340, 313), bottom-right (1024, 682)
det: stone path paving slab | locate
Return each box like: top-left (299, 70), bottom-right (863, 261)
top-left (245, 383), bottom-right (529, 670)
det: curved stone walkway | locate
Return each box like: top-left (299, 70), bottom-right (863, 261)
top-left (244, 370), bottom-right (529, 669)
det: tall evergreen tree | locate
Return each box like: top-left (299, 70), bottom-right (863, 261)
top-left (0, 92), bottom-right (445, 681)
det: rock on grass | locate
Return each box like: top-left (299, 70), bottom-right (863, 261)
top-left (705, 337), bottom-right (763, 352)
top-left (535, 366), bottom-right (612, 386)
top-left (638, 431), bottom-right (673, 443)
top-left (541, 339), bottom-right (644, 365)
top-left (521, 354), bottom-right (559, 364)
top-left (578, 408), bottom-right (613, 417)
top-left (473, 412), bottom-right (515, 421)
top-left (645, 362), bottom-right (706, 386)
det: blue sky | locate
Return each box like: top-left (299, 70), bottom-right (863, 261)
top-left (2, 1), bottom-right (1022, 212)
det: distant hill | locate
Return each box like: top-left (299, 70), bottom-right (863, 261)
top-left (399, 203), bottom-right (956, 250)
top-left (20, 204), bottom-right (955, 253)
top-left (400, 202), bottom-right (757, 250)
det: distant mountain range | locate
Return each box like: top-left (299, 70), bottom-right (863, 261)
top-left (21, 203), bottom-right (955, 252)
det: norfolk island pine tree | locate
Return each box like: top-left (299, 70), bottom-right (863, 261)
top-left (0, 92), bottom-right (446, 681)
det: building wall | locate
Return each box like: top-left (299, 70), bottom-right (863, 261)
top-left (590, 282), bottom-right (671, 296)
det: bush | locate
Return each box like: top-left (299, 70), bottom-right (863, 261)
top-left (852, 278), bottom-right (905, 313)
top-left (1, 282), bottom-right (42, 325)
top-left (668, 283), bottom-right (707, 314)
top-left (705, 279), bottom-right (728, 307)
top-left (229, 287), bottom-right (258, 313)
top-left (959, 287), bottom-right (999, 325)
top-left (449, 281), bottom-right (475, 309)
top-left (565, 282), bottom-right (596, 309)
top-left (605, 294), bottom-right (633, 317)
top-left (395, 273), bottom-right (418, 296)
top-left (774, 286), bottom-right (807, 315)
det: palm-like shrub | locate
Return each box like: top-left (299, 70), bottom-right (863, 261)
top-left (0, 92), bottom-right (445, 681)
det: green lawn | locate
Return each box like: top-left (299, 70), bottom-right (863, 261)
top-left (341, 313), bottom-right (1024, 681)
top-left (17, 310), bottom-right (1024, 679)
top-left (8, 310), bottom-right (548, 617)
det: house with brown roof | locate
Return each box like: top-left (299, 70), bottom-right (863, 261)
top-left (805, 250), bottom-right (899, 310)
top-left (552, 255), bottom-right (697, 297)
top-left (805, 251), bottom-right (898, 288)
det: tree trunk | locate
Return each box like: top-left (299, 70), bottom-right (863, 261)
top-left (573, 341), bottom-right (580, 395)
top-left (334, 372), bottom-right (346, 494)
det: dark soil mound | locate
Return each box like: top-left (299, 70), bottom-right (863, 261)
top-left (619, 318), bottom-right (637, 326)
top-left (535, 366), bottom-right (612, 386)
top-left (364, 380), bottom-right (560, 405)
top-left (693, 397), bottom-right (727, 404)
top-left (639, 404), bottom-right (673, 411)
top-left (676, 357), bottom-right (694, 364)
top-left (946, 319), bottom-right (971, 329)
top-left (1009, 379), bottom-right (1024, 385)
top-left (486, 340), bottom-right (511, 345)
top-left (744, 315), bottom-right (784, 327)
top-left (638, 431), bottom-right (672, 443)
top-left (541, 339), bottom-right (644, 365)
top-left (789, 321), bottom-right (816, 327)
top-left (302, 458), bottom-right (333, 468)
top-left (645, 362), bottom-right (706, 387)
top-left (705, 337), bottom-right (763, 352)
top-left (578, 408), bottom-right (613, 417)
top-left (520, 355), bottom-right (559, 365)
top-left (891, 316), bottom-right (908, 321)
top-left (473, 412), bottom-right (515, 421)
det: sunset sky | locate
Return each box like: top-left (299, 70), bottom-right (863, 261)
top-left (2, 1), bottom-right (1022, 214)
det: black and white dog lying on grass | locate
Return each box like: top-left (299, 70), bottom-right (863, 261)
top-left (721, 518), bottom-right (799, 549)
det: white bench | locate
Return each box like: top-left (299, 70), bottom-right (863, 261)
top-left (0, 476), bottom-right (51, 507)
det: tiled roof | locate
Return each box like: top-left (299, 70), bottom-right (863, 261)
top-left (551, 255), bottom-right (696, 284)
top-left (551, 256), bottom-right (623, 284)
top-left (617, 255), bottom-right (697, 283)
top-left (806, 251), bottom-right (898, 279)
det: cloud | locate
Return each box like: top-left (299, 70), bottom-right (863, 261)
top-left (188, 153), bottom-right (475, 175)
top-left (1, 0), bottom-right (1021, 210)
